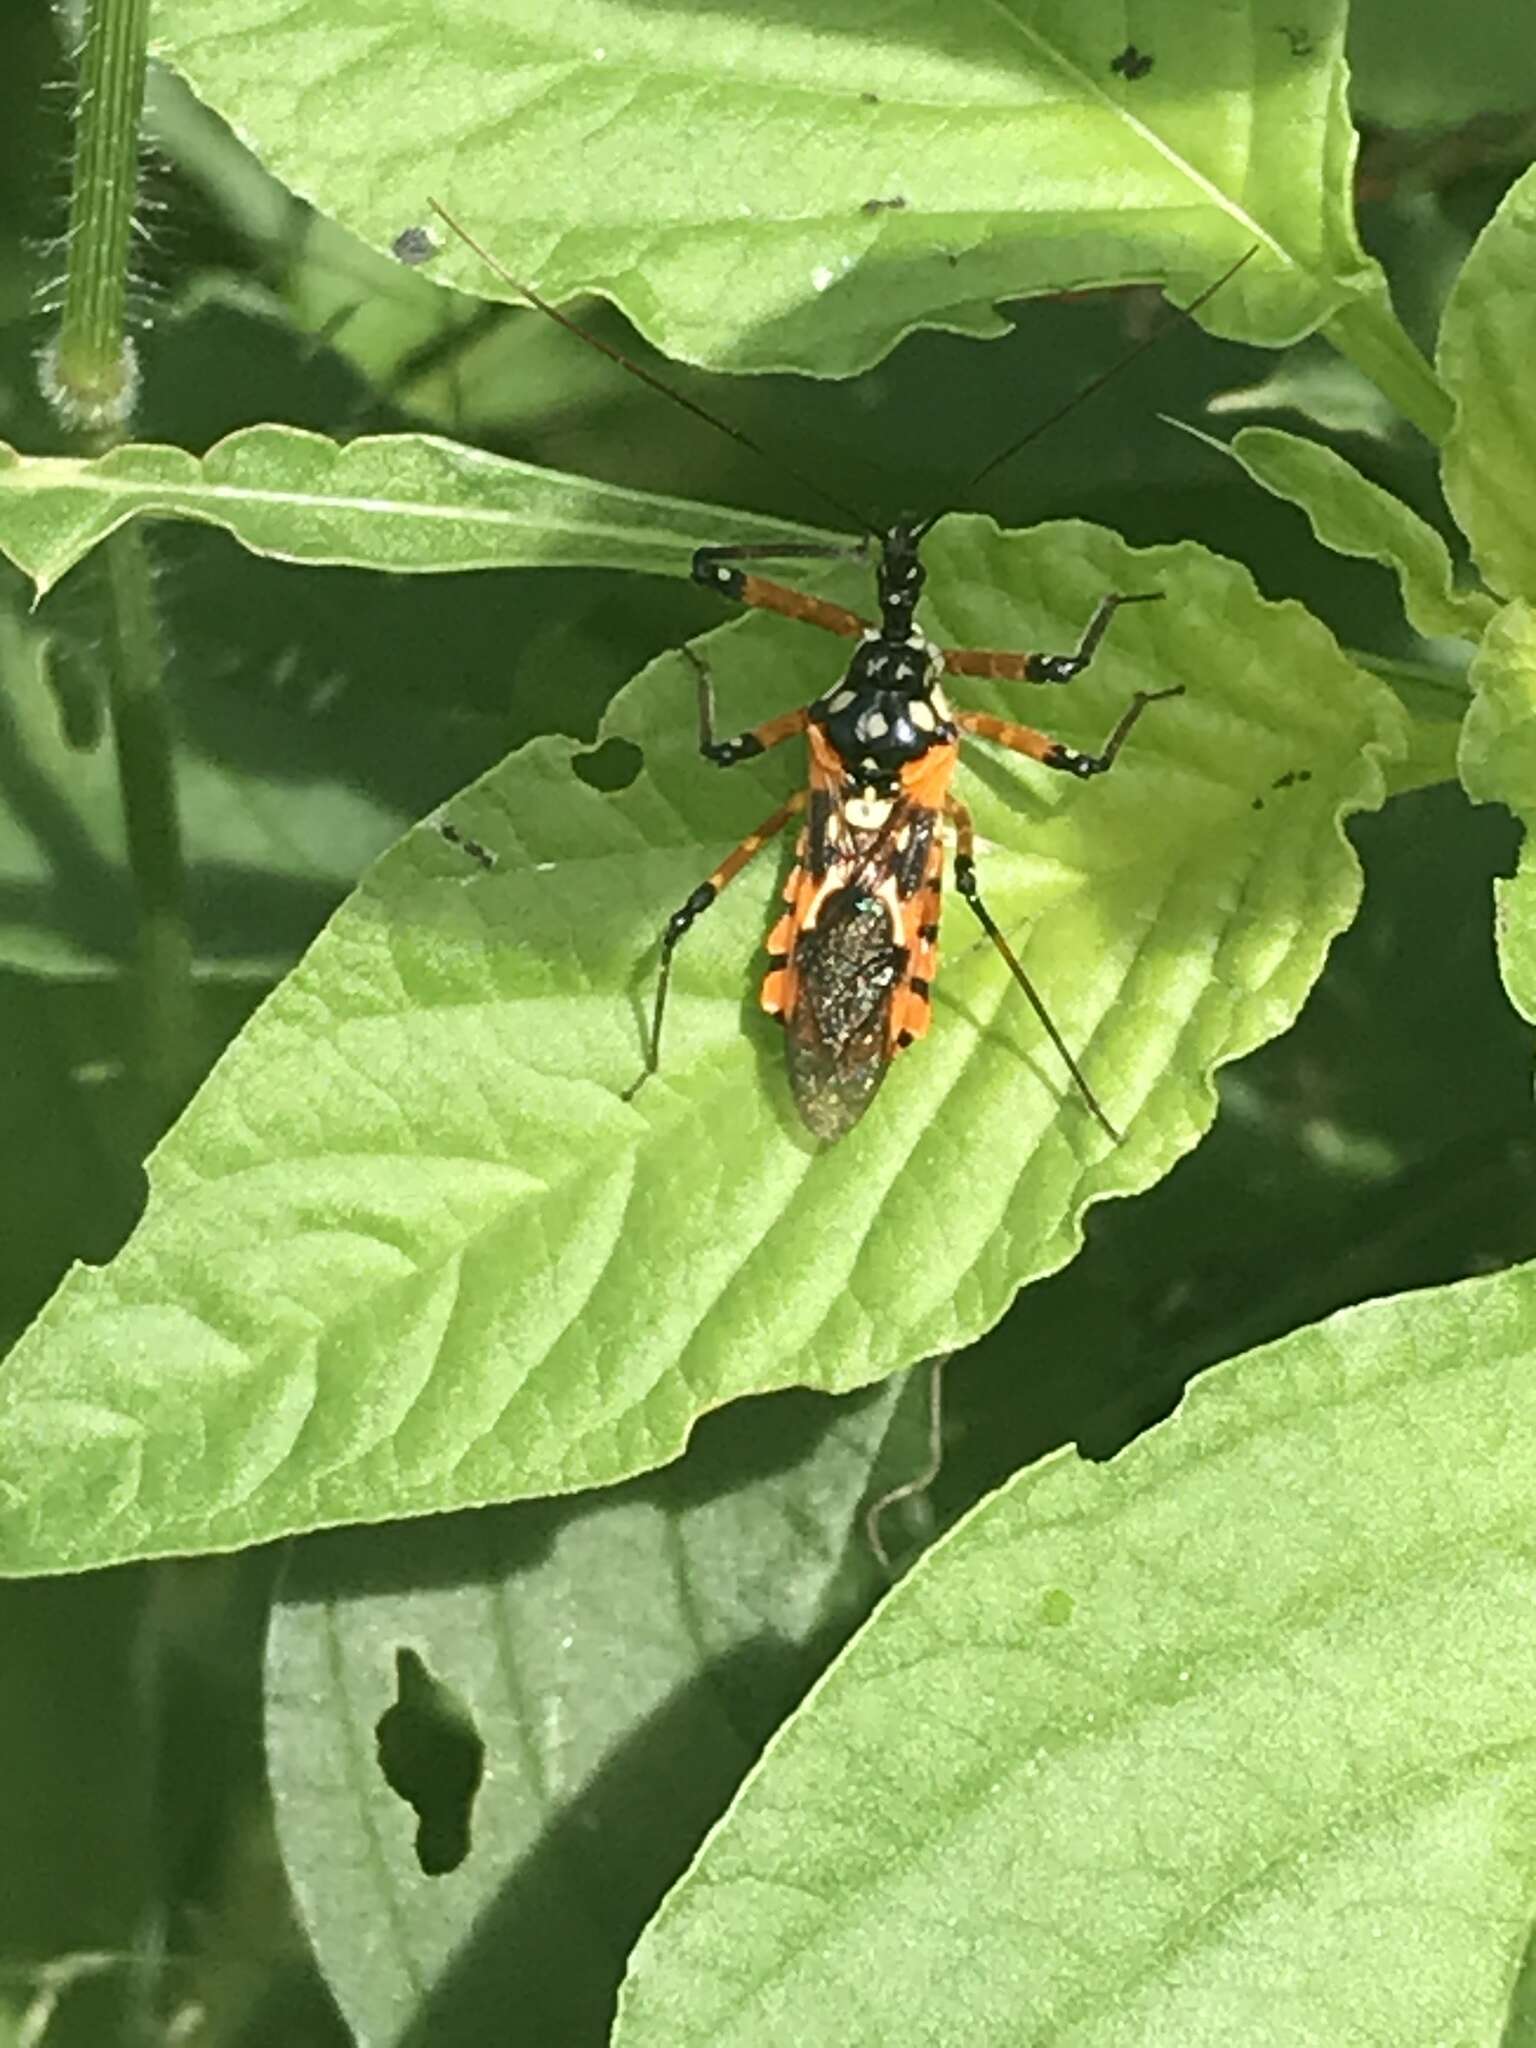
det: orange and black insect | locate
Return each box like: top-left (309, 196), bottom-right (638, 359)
top-left (634, 536), bottom-right (1175, 1142)
top-left (424, 203), bottom-right (1248, 1145)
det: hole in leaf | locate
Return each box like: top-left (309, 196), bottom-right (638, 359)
top-left (573, 736), bottom-right (643, 793)
top-left (375, 1647), bottom-right (485, 1876)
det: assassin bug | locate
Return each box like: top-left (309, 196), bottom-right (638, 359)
top-left (425, 203), bottom-right (1250, 1143)
top-left (643, 539), bottom-right (1174, 1142)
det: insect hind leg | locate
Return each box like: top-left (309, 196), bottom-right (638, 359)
top-left (623, 789), bottom-right (807, 1105)
top-left (947, 796), bottom-right (1120, 1143)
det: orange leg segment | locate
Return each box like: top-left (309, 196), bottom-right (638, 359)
top-left (941, 590), bottom-right (1163, 686)
top-left (693, 541), bottom-right (873, 643)
top-left (955, 684), bottom-right (1182, 782)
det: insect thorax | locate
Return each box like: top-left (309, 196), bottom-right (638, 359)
top-left (810, 633), bottom-right (955, 789)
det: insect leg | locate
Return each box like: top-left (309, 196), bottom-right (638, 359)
top-left (954, 682), bottom-right (1182, 782)
top-left (693, 543), bottom-right (874, 640)
top-left (942, 591), bottom-right (1163, 684)
top-left (947, 795), bottom-right (1120, 1143)
top-left (624, 789), bottom-right (808, 1104)
top-left (680, 644), bottom-right (810, 768)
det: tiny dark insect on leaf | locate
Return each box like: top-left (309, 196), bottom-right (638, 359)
top-left (1109, 44), bottom-right (1155, 79)
top-left (391, 225), bottom-right (439, 266)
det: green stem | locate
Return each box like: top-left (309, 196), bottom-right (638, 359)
top-left (1351, 649), bottom-right (1471, 703)
top-left (103, 528), bottom-right (197, 1117)
top-left (49, 0), bottom-right (152, 432)
top-left (44, 0), bottom-right (199, 1117)
top-left (1321, 287), bottom-right (1454, 448)
top-left (1349, 649), bottom-right (1467, 798)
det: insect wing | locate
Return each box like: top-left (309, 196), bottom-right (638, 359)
top-left (785, 881), bottom-right (900, 1140)
top-left (780, 791), bottom-right (941, 1141)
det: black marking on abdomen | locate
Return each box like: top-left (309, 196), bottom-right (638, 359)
top-left (807, 788), bottom-right (837, 878)
top-left (892, 810), bottom-right (937, 897)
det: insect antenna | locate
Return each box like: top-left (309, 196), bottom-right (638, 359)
top-left (909, 244), bottom-right (1258, 540)
top-left (425, 199), bottom-right (877, 538)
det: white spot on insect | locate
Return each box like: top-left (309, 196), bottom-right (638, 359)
top-left (812, 265), bottom-right (836, 292)
top-left (861, 627), bottom-right (880, 643)
top-left (932, 684), bottom-right (954, 720)
top-left (857, 709), bottom-right (890, 740)
top-left (826, 688), bottom-right (856, 713)
top-left (846, 792), bottom-right (894, 830)
top-left (909, 698), bottom-right (937, 731)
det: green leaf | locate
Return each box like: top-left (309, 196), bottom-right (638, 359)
top-left (153, 0), bottom-right (1385, 375)
top-left (0, 517), bottom-right (1403, 1576)
top-left (0, 431), bottom-right (840, 600)
top-left (1440, 165), bottom-right (1536, 605)
top-left (1459, 598), bottom-right (1536, 1063)
top-left (266, 1383), bottom-right (899, 2047)
top-left (1211, 423), bottom-right (1496, 643)
top-left (615, 1264), bottom-right (1536, 2048)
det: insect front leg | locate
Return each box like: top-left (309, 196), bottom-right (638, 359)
top-left (692, 541), bottom-right (872, 643)
top-left (942, 590), bottom-right (1164, 684)
top-left (624, 789), bottom-right (808, 1104)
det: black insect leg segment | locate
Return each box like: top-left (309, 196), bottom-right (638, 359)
top-left (1029, 591), bottom-right (1165, 683)
top-left (1040, 683), bottom-right (1185, 781)
top-left (679, 643), bottom-right (811, 769)
top-left (942, 591), bottom-right (1164, 685)
top-left (623, 789), bottom-right (808, 1105)
top-left (952, 678), bottom-right (1183, 780)
top-left (947, 797), bottom-right (1120, 1144)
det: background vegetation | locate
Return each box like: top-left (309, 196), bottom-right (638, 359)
top-left (2, 0), bottom-right (1535, 2040)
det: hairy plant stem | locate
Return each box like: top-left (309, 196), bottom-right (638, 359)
top-left (52, 0), bottom-right (152, 429)
top-left (49, 0), bottom-right (198, 1120)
